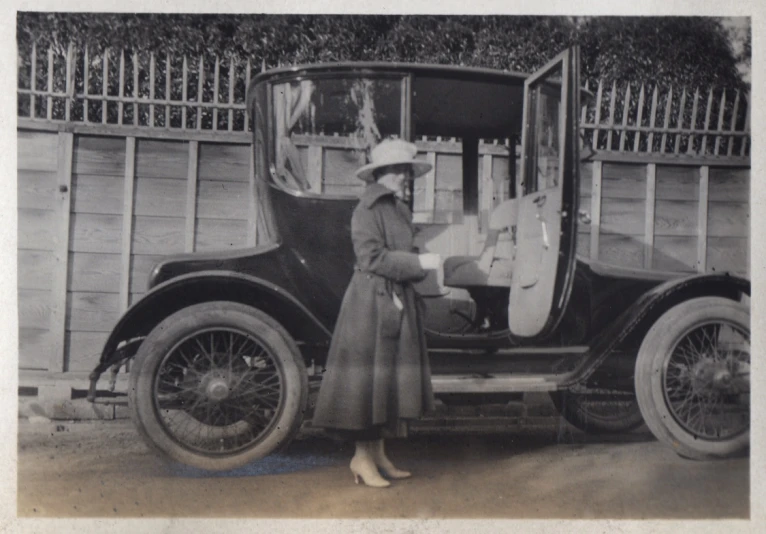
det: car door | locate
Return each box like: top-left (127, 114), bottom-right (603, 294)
top-left (507, 47), bottom-right (581, 338)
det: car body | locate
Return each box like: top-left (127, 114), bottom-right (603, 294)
top-left (88, 48), bottom-right (750, 470)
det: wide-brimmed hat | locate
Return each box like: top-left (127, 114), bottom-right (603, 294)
top-left (355, 139), bottom-right (432, 183)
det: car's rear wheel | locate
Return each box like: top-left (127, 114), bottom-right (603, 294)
top-left (129, 302), bottom-right (308, 471)
top-left (550, 387), bottom-right (644, 434)
top-left (634, 297), bottom-right (750, 460)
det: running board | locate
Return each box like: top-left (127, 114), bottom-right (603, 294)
top-left (431, 373), bottom-right (564, 394)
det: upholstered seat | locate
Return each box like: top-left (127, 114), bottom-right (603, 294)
top-left (442, 198), bottom-right (517, 289)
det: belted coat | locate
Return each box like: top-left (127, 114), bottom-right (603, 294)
top-left (312, 183), bottom-right (435, 433)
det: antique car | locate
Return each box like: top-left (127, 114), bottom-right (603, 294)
top-left (87, 48), bottom-right (750, 471)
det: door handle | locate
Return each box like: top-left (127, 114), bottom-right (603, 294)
top-left (533, 194), bottom-right (547, 207)
top-left (578, 209), bottom-right (592, 225)
top-left (536, 213), bottom-right (549, 249)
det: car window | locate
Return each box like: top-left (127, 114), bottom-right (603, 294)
top-left (525, 67), bottom-right (563, 195)
top-left (270, 76), bottom-right (404, 196)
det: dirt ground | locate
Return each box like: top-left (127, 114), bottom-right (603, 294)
top-left (17, 418), bottom-right (749, 519)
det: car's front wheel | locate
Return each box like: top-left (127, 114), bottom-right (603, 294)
top-left (634, 297), bottom-right (750, 460)
top-left (128, 302), bottom-right (308, 471)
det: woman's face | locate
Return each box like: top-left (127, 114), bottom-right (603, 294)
top-left (377, 164), bottom-right (413, 199)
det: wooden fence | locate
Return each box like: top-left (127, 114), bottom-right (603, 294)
top-left (16, 45), bottom-right (750, 384)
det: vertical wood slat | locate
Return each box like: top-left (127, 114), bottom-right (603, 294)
top-left (591, 80), bottom-right (603, 151)
top-left (30, 42), bottom-right (37, 118)
top-left (83, 47), bottom-right (89, 122)
top-left (185, 141), bottom-right (199, 252)
top-left (120, 137), bottom-right (137, 312)
top-left (740, 95), bottom-right (750, 157)
top-left (618, 83), bottom-right (631, 152)
top-left (47, 47), bottom-right (53, 120)
top-left (149, 53), bottom-right (155, 127)
top-left (118, 49), bottom-right (125, 125)
top-left (632, 84), bottom-right (645, 152)
top-left (244, 59), bottom-right (252, 132)
top-left (714, 90), bottom-right (727, 156)
top-left (50, 132), bottom-right (74, 372)
top-left (307, 145), bottom-right (324, 192)
top-left (228, 58), bottom-right (236, 131)
top-left (182, 56), bottom-right (188, 129)
top-left (647, 86), bottom-right (659, 153)
top-left (605, 81), bottom-right (617, 150)
top-left (102, 48), bottom-right (109, 124)
top-left (643, 163), bottom-right (656, 269)
top-left (165, 53), bottom-right (171, 127)
top-left (697, 166), bottom-right (709, 273)
top-left (589, 161), bottom-right (602, 261)
top-left (660, 86), bottom-right (673, 153)
top-left (687, 88), bottom-right (700, 155)
top-left (132, 53), bottom-right (139, 126)
top-left (248, 147), bottom-right (257, 246)
top-left (727, 90), bottom-right (741, 156)
top-left (213, 56), bottom-right (220, 130)
top-left (701, 88), bottom-right (714, 155)
top-left (673, 88), bottom-right (687, 154)
top-left (480, 153), bottom-right (493, 233)
top-left (424, 151), bottom-right (437, 221)
top-left (197, 56), bottom-right (204, 130)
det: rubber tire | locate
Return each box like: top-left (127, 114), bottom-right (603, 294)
top-left (634, 297), bottom-right (750, 460)
top-left (129, 301), bottom-right (308, 471)
top-left (550, 389), bottom-right (644, 435)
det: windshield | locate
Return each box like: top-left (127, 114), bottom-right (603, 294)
top-left (270, 75), bottom-right (404, 196)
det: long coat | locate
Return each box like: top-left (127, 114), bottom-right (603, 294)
top-left (312, 182), bottom-right (435, 432)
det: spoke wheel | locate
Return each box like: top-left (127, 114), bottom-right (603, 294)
top-left (129, 302), bottom-right (308, 471)
top-left (635, 297), bottom-right (750, 460)
top-left (550, 387), bottom-right (644, 434)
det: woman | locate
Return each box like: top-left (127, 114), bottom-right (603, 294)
top-left (312, 139), bottom-right (441, 488)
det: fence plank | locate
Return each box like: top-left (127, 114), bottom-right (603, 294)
top-left (714, 90), bottom-right (726, 156)
top-left (185, 140), bottom-right (199, 252)
top-left (740, 95), bottom-right (750, 156)
top-left (102, 49), bottom-right (108, 124)
top-left (592, 80), bottom-right (603, 151)
top-left (727, 90), bottom-right (740, 156)
top-left (480, 153), bottom-right (493, 232)
top-left (228, 58), bottom-right (235, 131)
top-left (47, 47), bottom-right (53, 120)
top-left (589, 161), bottom-right (602, 260)
top-left (118, 49), bottom-right (125, 125)
top-left (213, 56), bottom-right (220, 130)
top-left (697, 166), bottom-right (709, 272)
top-left (51, 132), bottom-right (75, 372)
top-left (132, 53), bottom-right (139, 126)
top-left (660, 86), bottom-right (673, 153)
top-left (182, 56), bottom-right (188, 129)
top-left (605, 81), bottom-right (617, 150)
top-left (647, 86), bottom-right (659, 153)
top-left (644, 163), bottom-right (656, 269)
top-left (687, 88), bottom-right (700, 155)
top-left (197, 55), bottom-right (204, 130)
top-left (31, 42), bottom-right (37, 118)
top-left (674, 88), bottom-right (687, 154)
top-left (83, 47), bottom-right (89, 122)
top-left (307, 145), bottom-right (324, 192)
top-left (165, 52), bottom-right (171, 127)
top-left (245, 59), bottom-right (251, 132)
top-left (248, 147), bottom-right (257, 245)
top-left (701, 88), bottom-right (714, 155)
top-left (632, 84), bottom-right (645, 152)
top-left (618, 84), bottom-right (631, 152)
top-left (120, 137), bottom-right (136, 312)
top-left (149, 53), bottom-right (155, 127)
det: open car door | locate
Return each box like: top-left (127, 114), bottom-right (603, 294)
top-left (507, 47), bottom-right (581, 338)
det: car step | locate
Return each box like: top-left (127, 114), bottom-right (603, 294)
top-left (431, 373), bottom-right (562, 393)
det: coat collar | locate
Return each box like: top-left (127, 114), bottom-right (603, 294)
top-left (360, 182), bottom-right (397, 208)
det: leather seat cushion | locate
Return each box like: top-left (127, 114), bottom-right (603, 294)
top-left (443, 255), bottom-right (489, 288)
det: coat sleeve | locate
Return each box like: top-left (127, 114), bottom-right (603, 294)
top-left (352, 204), bottom-right (426, 282)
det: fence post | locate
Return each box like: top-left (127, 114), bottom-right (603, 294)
top-left (50, 132), bottom-right (74, 372)
top-left (30, 42), bottom-right (37, 119)
top-left (643, 163), bottom-right (656, 269)
top-left (727, 90), bottom-right (741, 156)
top-left (687, 88), bottom-right (700, 155)
top-left (632, 84), bottom-right (645, 152)
top-left (185, 141), bottom-right (200, 252)
top-left (120, 137), bottom-right (137, 312)
top-left (696, 166), bottom-right (709, 273)
top-left (589, 160), bottom-right (602, 261)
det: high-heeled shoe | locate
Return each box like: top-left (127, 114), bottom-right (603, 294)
top-left (371, 439), bottom-right (411, 479)
top-left (350, 454), bottom-right (391, 488)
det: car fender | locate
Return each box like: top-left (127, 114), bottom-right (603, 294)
top-left (567, 272), bottom-right (750, 385)
top-left (96, 270), bottom-right (332, 370)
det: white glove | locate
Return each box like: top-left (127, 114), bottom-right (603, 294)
top-left (418, 253), bottom-right (442, 270)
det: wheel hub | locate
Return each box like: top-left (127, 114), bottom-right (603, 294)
top-left (201, 371), bottom-right (233, 402)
